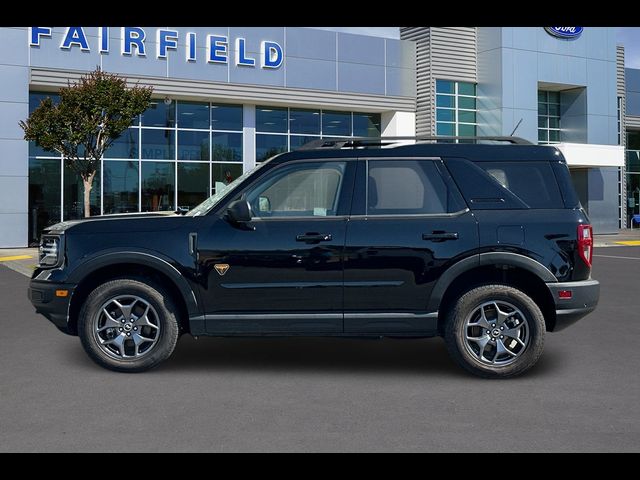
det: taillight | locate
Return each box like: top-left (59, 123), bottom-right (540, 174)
top-left (577, 224), bottom-right (593, 268)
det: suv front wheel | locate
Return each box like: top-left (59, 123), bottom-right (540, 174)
top-left (444, 285), bottom-right (546, 378)
top-left (78, 277), bottom-right (180, 372)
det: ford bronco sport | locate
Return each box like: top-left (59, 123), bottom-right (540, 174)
top-left (28, 136), bottom-right (600, 378)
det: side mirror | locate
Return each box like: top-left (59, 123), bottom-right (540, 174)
top-left (175, 206), bottom-right (189, 215)
top-left (227, 199), bottom-right (253, 224)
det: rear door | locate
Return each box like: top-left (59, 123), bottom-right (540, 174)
top-left (343, 157), bottom-right (479, 334)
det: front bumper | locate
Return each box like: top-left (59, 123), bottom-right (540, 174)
top-left (28, 280), bottom-right (76, 335)
top-left (546, 279), bottom-right (600, 332)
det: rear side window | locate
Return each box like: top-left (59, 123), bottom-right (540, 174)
top-left (367, 160), bottom-right (465, 215)
top-left (479, 162), bottom-right (563, 209)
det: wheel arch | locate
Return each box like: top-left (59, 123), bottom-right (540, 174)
top-left (66, 250), bottom-right (200, 335)
top-left (431, 253), bottom-right (557, 333)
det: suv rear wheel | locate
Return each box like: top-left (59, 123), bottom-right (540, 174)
top-left (444, 285), bottom-right (545, 378)
top-left (77, 277), bottom-right (180, 372)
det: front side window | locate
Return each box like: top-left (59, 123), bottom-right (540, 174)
top-left (246, 162), bottom-right (346, 218)
top-left (367, 160), bottom-right (463, 215)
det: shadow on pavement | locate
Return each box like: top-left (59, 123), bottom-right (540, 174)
top-left (62, 334), bottom-right (566, 379)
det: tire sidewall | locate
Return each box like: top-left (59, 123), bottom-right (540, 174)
top-left (446, 285), bottom-right (546, 378)
top-left (78, 278), bottom-right (179, 372)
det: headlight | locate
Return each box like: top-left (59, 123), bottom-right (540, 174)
top-left (39, 235), bottom-right (61, 267)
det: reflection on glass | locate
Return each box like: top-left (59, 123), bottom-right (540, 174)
top-left (290, 109), bottom-right (320, 134)
top-left (436, 95), bottom-right (455, 108)
top-left (142, 162), bottom-right (175, 212)
top-left (458, 110), bottom-right (476, 124)
top-left (436, 109), bottom-right (455, 122)
top-left (142, 100), bottom-right (175, 127)
top-left (458, 124), bottom-right (476, 137)
top-left (435, 79), bottom-right (455, 94)
top-left (436, 123), bottom-right (454, 136)
top-left (178, 163), bottom-right (209, 210)
top-left (177, 101), bottom-right (209, 129)
top-left (458, 82), bottom-right (476, 96)
top-left (28, 158), bottom-right (61, 243)
top-left (211, 104), bottom-right (243, 131)
top-left (257, 106), bottom-right (288, 133)
top-left (322, 111), bottom-right (351, 136)
top-left (212, 163), bottom-right (243, 195)
top-left (104, 128), bottom-right (139, 158)
top-left (178, 130), bottom-right (209, 161)
top-left (212, 132), bottom-right (242, 161)
top-left (141, 129), bottom-right (175, 160)
top-left (63, 164), bottom-right (101, 220)
top-left (353, 113), bottom-right (381, 137)
top-left (289, 136), bottom-right (320, 150)
top-left (103, 160), bottom-right (139, 214)
top-left (256, 134), bottom-right (287, 162)
top-left (458, 96), bottom-right (476, 110)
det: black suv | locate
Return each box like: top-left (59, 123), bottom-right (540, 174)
top-left (28, 137), bottom-right (600, 378)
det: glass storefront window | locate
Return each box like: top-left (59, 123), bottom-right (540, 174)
top-left (212, 132), bottom-right (242, 162)
top-left (177, 101), bottom-right (210, 129)
top-left (256, 134), bottom-right (287, 162)
top-left (290, 109), bottom-right (321, 135)
top-left (212, 163), bottom-right (243, 195)
top-left (142, 162), bottom-right (175, 212)
top-left (435, 80), bottom-right (477, 138)
top-left (322, 111), bottom-right (351, 137)
top-left (436, 109), bottom-right (455, 122)
top-left (28, 158), bottom-right (61, 243)
top-left (538, 90), bottom-right (562, 145)
top-left (142, 100), bottom-right (175, 128)
top-left (256, 106), bottom-right (288, 133)
top-left (178, 163), bottom-right (209, 210)
top-left (353, 113), bottom-right (381, 137)
top-left (178, 130), bottom-right (209, 161)
top-left (63, 164), bottom-right (101, 220)
top-left (103, 160), bottom-right (139, 214)
top-left (104, 128), bottom-right (139, 159)
top-left (290, 135), bottom-right (320, 150)
top-left (435, 80), bottom-right (455, 94)
top-left (141, 129), bottom-right (175, 160)
top-left (211, 104), bottom-right (243, 131)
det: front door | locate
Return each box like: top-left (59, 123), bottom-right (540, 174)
top-left (197, 159), bottom-right (355, 334)
top-left (343, 158), bottom-right (479, 334)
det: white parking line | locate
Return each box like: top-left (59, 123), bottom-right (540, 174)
top-left (594, 254), bottom-right (640, 260)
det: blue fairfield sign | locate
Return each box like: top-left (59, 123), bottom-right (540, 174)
top-left (28, 27), bottom-right (284, 69)
top-left (544, 27), bottom-right (584, 39)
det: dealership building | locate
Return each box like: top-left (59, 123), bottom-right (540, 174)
top-left (0, 26), bottom-right (638, 247)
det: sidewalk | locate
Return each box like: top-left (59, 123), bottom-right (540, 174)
top-left (0, 229), bottom-right (638, 278)
top-left (594, 229), bottom-right (640, 247)
top-left (0, 248), bottom-right (38, 277)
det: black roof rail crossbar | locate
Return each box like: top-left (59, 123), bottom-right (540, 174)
top-left (296, 136), bottom-right (532, 150)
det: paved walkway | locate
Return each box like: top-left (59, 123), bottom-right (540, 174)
top-left (1, 229), bottom-right (639, 278)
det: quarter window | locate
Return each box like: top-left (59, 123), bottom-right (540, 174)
top-left (367, 160), bottom-right (463, 215)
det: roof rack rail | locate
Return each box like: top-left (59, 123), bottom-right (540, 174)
top-left (296, 135), bottom-right (532, 150)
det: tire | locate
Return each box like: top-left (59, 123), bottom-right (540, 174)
top-left (77, 277), bottom-right (180, 372)
top-left (444, 284), bottom-right (545, 379)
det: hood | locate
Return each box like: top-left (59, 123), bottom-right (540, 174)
top-left (44, 211), bottom-right (179, 234)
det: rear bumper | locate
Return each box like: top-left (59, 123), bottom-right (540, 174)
top-left (28, 280), bottom-right (76, 335)
top-left (546, 279), bottom-right (600, 332)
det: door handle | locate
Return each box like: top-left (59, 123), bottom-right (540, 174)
top-left (296, 233), bottom-right (332, 243)
top-left (422, 231), bottom-right (459, 241)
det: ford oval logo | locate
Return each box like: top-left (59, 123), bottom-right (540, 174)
top-left (545, 27), bottom-right (583, 39)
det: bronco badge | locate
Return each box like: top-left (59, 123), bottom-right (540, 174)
top-left (214, 264), bottom-right (230, 276)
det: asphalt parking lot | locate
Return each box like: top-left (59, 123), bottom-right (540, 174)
top-left (1, 247), bottom-right (639, 452)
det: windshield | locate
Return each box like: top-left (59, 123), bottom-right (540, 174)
top-left (186, 163), bottom-right (266, 217)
